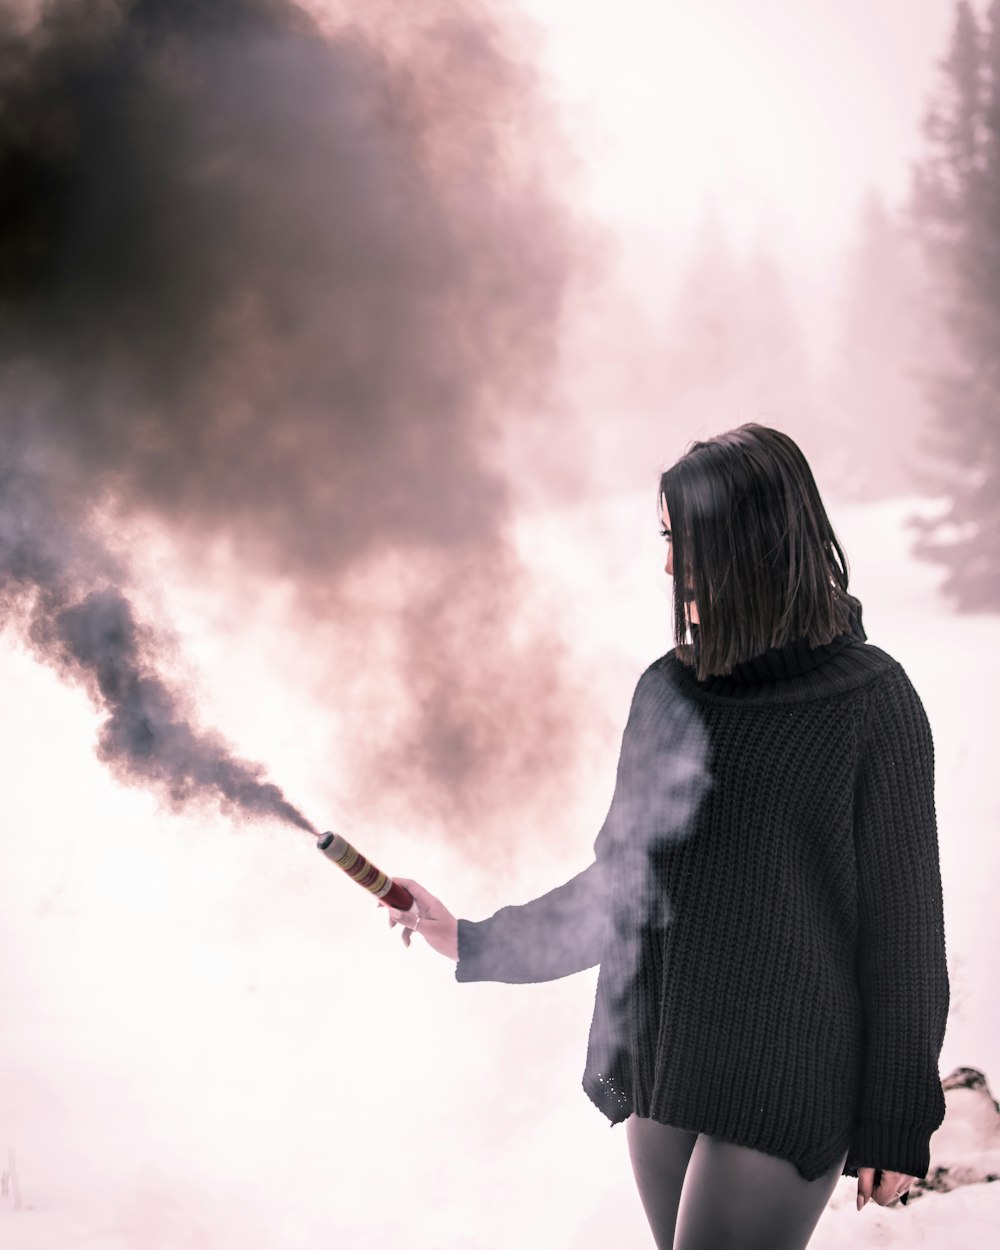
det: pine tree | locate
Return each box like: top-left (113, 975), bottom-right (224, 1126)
top-left (909, 0), bottom-right (1000, 609)
top-left (828, 188), bottom-right (936, 500)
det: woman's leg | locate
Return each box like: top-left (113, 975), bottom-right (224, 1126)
top-left (674, 1135), bottom-right (847, 1250)
top-left (625, 1115), bottom-right (699, 1250)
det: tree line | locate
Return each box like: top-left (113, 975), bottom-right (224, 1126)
top-left (629, 0), bottom-right (999, 613)
top-left (908, 0), bottom-right (1000, 611)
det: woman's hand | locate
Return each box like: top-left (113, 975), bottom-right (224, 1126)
top-left (379, 878), bottom-right (459, 962)
top-left (856, 1167), bottom-right (914, 1211)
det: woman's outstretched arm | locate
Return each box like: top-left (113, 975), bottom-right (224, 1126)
top-left (454, 853), bottom-right (613, 984)
top-left (381, 823), bottom-right (615, 979)
top-left (381, 853), bottom-right (612, 979)
top-left (383, 662), bottom-right (709, 985)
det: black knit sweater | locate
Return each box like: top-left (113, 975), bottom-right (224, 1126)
top-left (455, 621), bottom-right (950, 1181)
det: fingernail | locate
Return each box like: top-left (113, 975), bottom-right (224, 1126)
top-left (856, 1195), bottom-right (864, 1212)
top-left (900, 1193), bottom-right (908, 1207)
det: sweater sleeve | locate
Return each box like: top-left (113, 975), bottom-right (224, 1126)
top-left (453, 667), bottom-right (658, 986)
top-left (848, 664), bottom-right (950, 1179)
top-left (453, 660), bottom-right (708, 986)
top-left (454, 854), bottom-right (612, 984)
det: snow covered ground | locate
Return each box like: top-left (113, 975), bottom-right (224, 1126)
top-left (1, 490), bottom-right (996, 1248)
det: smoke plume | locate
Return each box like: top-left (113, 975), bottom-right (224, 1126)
top-left (0, 0), bottom-right (593, 836)
top-left (1, 442), bottom-right (314, 830)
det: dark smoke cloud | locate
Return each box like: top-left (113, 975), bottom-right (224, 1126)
top-left (45, 587), bottom-right (315, 830)
top-left (1, 442), bottom-right (314, 830)
top-left (45, 590), bottom-right (315, 835)
top-left (0, 0), bottom-right (596, 836)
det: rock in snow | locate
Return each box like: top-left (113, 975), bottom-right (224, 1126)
top-left (916, 1067), bottom-right (1000, 1197)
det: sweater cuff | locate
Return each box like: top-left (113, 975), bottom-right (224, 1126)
top-left (454, 917), bottom-right (491, 983)
top-left (849, 1120), bottom-right (933, 1179)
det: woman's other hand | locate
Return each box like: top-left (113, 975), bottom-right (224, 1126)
top-left (380, 878), bottom-right (459, 962)
top-left (856, 1166), bottom-right (914, 1210)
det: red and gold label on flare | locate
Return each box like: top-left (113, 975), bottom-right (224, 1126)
top-left (321, 833), bottom-right (393, 899)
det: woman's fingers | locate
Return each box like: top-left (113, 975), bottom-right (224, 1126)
top-left (856, 1167), bottom-right (875, 1211)
top-left (390, 901), bottom-right (421, 929)
top-left (377, 879), bottom-right (459, 960)
top-left (379, 896), bottom-right (420, 945)
top-left (875, 1170), bottom-right (913, 1206)
top-left (383, 878), bottom-right (439, 930)
top-left (857, 1167), bottom-right (914, 1210)
top-left (392, 878), bottom-right (437, 915)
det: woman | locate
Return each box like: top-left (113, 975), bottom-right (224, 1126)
top-left (382, 424), bottom-right (950, 1250)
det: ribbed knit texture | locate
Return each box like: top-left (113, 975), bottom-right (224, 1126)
top-left (455, 622), bottom-right (950, 1182)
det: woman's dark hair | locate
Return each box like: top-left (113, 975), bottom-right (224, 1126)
top-left (659, 423), bottom-right (862, 680)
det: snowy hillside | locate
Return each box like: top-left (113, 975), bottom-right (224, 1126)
top-left (1, 491), bottom-right (996, 1248)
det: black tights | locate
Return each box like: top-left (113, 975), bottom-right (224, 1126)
top-left (626, 1116), bottom-right (847, 1250)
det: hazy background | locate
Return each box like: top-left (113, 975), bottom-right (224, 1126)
top-left (2, 1), bottom-right (996, 1246)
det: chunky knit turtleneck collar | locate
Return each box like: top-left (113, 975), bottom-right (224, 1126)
top-left (665, 602), bottom-right (880, 703)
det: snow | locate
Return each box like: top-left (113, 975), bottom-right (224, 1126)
top-left (1, 491), bottom-right (997, 1247)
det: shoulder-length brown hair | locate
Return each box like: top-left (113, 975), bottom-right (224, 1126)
top-left (659, 423), bottom-right (862, 680)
